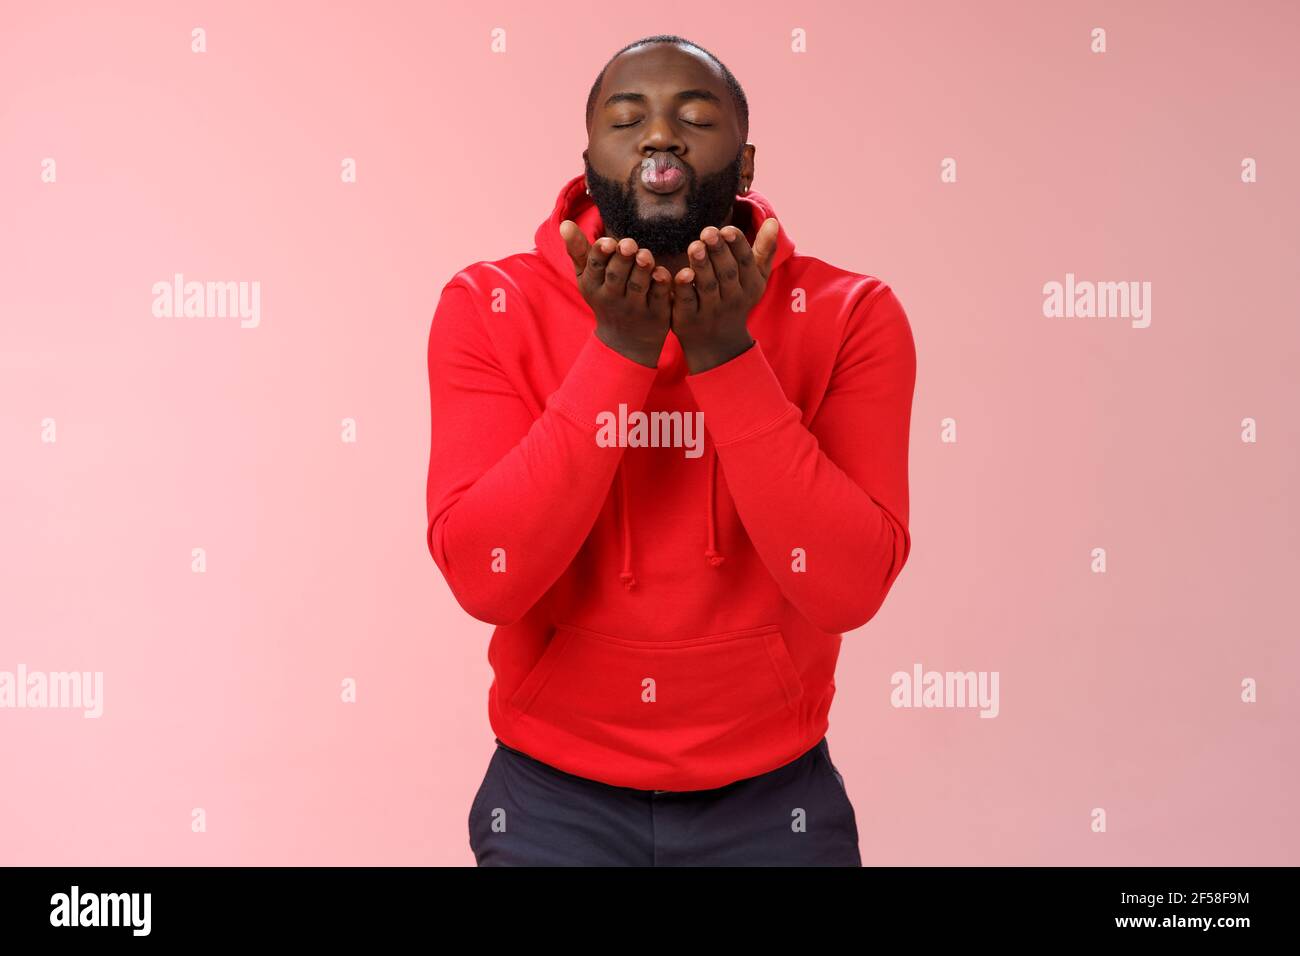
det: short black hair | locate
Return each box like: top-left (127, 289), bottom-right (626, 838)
top-left (585, 35), bottom-right (749, 141)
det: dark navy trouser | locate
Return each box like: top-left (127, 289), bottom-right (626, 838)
top-left (467, 736), bottom-right (861, 866)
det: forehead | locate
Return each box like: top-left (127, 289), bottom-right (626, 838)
top-left (597, 43), bottom-right (727, 102)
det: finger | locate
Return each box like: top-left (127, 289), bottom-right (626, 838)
top-left (751, 218), bottom-right (781, 281)
top-left (719, 225), bottom-right (760, 292)
top-left (603, 237), bottom-right (639, 294)
top-left (560, 220), bottom-right (590, 277)
top-left (672, 267), bottom-right (699, 324)
top-left (626, 247), bottom-right (655, 298)
top-left (648, 266), bottom-right (672, 324)
top-left (579, 236), bottom-right (618, 298)
top-left (701, 225), bottom-right (741, 300)
top-left (686, 238), bottom-right (720, 311)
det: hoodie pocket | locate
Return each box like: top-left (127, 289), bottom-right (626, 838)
top-left (508, 622), bottom-right (804, 735)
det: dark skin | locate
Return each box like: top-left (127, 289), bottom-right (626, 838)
top-left (559, 43), bottom-right (781, 373)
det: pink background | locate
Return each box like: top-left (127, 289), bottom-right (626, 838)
top-left (2, 0), bottom-right (1297, 865)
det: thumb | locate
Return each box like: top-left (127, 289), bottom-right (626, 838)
top-left (753, 217), bottom-right (780, 279)
top-left (559, 220), bottom-right (590, 276)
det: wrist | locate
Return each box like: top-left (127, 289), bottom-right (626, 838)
top-left (681, 334), bottom-right (754, 374)
top-left (596, 327), bottom-right (662, 368)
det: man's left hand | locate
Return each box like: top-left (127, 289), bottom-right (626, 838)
top-left (671, 218), bottom-right (780, 374)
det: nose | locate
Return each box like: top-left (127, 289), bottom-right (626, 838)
top-left (638, 112), bottom-right (685, 156)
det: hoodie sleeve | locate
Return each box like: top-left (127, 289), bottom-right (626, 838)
top-left (684, 282), bottom-right (916, 635)
top-left (426, 279), bottom-right (660, 626)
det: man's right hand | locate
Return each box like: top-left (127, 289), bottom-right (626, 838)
top-left (561, 220), bottom-right (671, 368)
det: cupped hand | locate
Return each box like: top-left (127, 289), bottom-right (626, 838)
top-left (561, 220), bottom-right (672, 368)
top-left (670, 218), bottom-right (780, 373)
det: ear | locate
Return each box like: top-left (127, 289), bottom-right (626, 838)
top-left (739, 143), bottom-right (756, 193)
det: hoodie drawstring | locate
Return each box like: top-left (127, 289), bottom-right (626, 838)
top-left (614, 444), bottom-right (725, 590)
top-left (703, 443), bottom-right (726, 567)
top-left (617, 460), bottom-right (636, 589)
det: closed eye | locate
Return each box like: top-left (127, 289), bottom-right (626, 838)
top-left (611, 119), bottom-right (712, 129)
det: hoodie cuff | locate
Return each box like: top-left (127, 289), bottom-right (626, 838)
top-left (684, 338), bottom-right (798, 446)
top-left (548, 330), bottom-right (661, 431)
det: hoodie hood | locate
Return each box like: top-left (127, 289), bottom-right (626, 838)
top-left (535, 173), bottom-right (797, 590)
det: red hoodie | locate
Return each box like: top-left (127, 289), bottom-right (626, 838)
top-left (426, 173), bottom-right (916, 791)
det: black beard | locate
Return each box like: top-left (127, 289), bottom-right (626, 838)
top-left (583, 150), bottom-right (744, 259)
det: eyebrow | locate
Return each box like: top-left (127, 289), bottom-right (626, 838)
top-left (601, 88), bottom-right (722, 110)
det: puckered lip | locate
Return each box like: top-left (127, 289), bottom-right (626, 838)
top-left (638, 152), bottom-right (689, 178)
